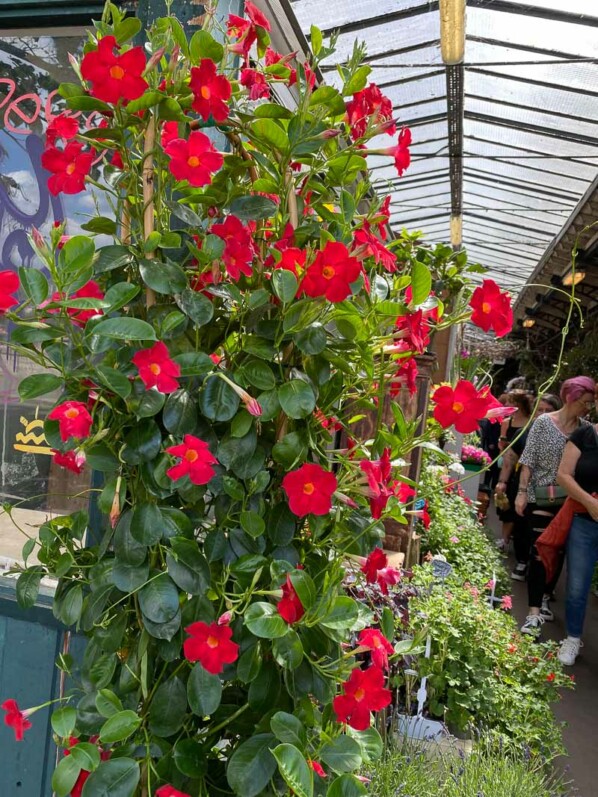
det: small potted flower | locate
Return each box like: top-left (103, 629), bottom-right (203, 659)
top-left (460, 444), bottom-right (491, 501)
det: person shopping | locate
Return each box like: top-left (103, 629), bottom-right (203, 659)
top-left (515, 377), bottom-right (595, 637)
top-left (556, 405), bottom-right (598, 665)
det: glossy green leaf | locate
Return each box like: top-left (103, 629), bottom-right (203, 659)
top-left (319, 597), bottom-right (359, 630)
top-left (270, 711), bottom-right (307, 748)
top-left (51, 706), bottom-right (77, 738)
top-left (272, 629), bottom-right (303, 669)
top-left (166, 537), bottom-right (210, 594)
top-left (240, 510), bottom-right (265, 538)
top-left (244, 602), bottom-right (289, 639)
top-left (99, 710), bottom-right (141, 744)
top-left (173, 739), bottom-right (207, 778)
top-left (272, 269), bottom-right (298, 303)
top-left (229, 194), bottom-right (279, 221)
top-left (94, 245), bottom-right (134, 274)
top-left (411, 259), bottom-right (432, 306)
top-left (114, 510), bottom-right (147, 566)
top-left (278, 380), bottom-right (316, 419)
top-left (163, 389), bottom-right (198, 435)
top-left (200, 375), bottom-right (240, 422)
top-left (320, 736), bottom-right (362, 774)
top-left (188, 663), bottom-right (222, 716)
top-left (175, 288), bottom-right (214, 326)
top-left (69, 742), bottom-right (101, 772)
top-left (52, 754), bottom-right (81, 797)
top-left (19, 266), bottom-right (48, 305)
top-left (95, 689), bottom-right (123, 718)
top-left (138, 573), bottom-right (180, 623)
top-left (272, 744), bottom-right (313, 797)
top-left (326, 774), bottom-right (367, 797)
top-left (103, 282), bottom-right (140, 312)
top-left (139, 258), bottom-right (187, 294)
top-left (15, 568), bottom-right (43, 609)
top-left (148, 676), bottom-right (187, 737)
top-left (92, 317), bottom-right (156, 341)
top-left (189, 29), bottom-right (224, 62)
top-left (96, 365), bottom-right (131, 399)
top-left (226, 733), bottom-right (277, 797)
top-left (81, 758), bottom-right (140, 797)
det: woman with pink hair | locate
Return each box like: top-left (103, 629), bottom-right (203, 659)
top-left (516, 376), bottom-right (596, 637)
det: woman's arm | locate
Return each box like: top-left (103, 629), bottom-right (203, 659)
top-left (557, 441), bottom-right (598, 521)
top-left (498, 419), bottom-right (509, 452)
top-left (514, 463), bottom-right (531, 516)
top-left (496, 448), bottom-right (518, 494)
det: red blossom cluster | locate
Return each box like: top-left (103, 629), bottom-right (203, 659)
top-left (211, 215), bottom-right (257, 280)
top-left (360, 548), bottom-right (401, 594)
top-left (333, 665), bottom-right (391, 730)
top-left (301, 241), bottom-right (362, 303)
top-left (469, 279), bottom-right (513, 338)
top-left (226, 0), bottom-right (271, 61)
top-left (346, 83), bottom-right (396, 141)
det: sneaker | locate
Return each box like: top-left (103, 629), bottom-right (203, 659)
top-left (495, 539), bottom-right (507, 554)
top-left (511, 563), bottom-right (527, 582)
top-left (558, 637), bottom-right (582, 666)
top-left (521, 614), bottom-right (545, 637)
top-left (540, 597), bottom-right (554, 622)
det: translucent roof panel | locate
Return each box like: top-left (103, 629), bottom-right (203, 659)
top-left (289, 0), bottom-right (598, 298)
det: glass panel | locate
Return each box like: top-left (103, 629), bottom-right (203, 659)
top-left (390, 183), bottom-right (451, 203)
top-left (0, 33), bottom-right (93, 572)
top-left (495, 0), bottom-right (598, 17)
top-left (464, 72), bottom-right (598, 123)
top-left (466, 98), bottom-right (598, 143)
top-left (462, 216), bottom-right (551, 244)
top-left (464, 180), bottom-right (577, 212)
top-left (291, 0), bottom-right (431, 31)
top-left (368, 43), bottom-right (443, 84)
top-left (468, 7), bottom-right (598, 58)
top-left (321, 11), bottom-right (439, 65)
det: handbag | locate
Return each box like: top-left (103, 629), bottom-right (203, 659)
top-left (535, 484), bottom-right (567, 508)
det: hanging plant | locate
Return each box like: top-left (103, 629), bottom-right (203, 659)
top-left (1, 2), bottom-right (512, 796)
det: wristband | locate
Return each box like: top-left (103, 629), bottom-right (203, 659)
top-left (517, 488), bottom-right (527, 494)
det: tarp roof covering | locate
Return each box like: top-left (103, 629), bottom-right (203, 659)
top-left (289, 0), bottom-right (598, 299)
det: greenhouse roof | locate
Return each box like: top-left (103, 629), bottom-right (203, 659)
top-left (289, 0), bottom-right (598, 307)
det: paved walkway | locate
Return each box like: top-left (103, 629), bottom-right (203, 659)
top-left (488, 507), bottom-right (598, 796)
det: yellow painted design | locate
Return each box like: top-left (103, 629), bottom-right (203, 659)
top-left (13, 408), bottom-right (52, 455)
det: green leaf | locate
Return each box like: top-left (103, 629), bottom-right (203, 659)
top-left (92, 317), bottom-right (156, 341)
top-left (114, 16), bottom-right (142, 43)
top-left (18, 373), bottom-right (62, 400)
top-left (173, 739), bottom-right (207, 778)
top-left (51, 706), bottom-right (77, 738)
top-left (326, 774), bottom-right (367, 797)
top-left (125, 90), bottom-right (163, 113)
top-left (96, 365), bottom-right (131, 399)
top-left (148, 676), bottom-right (187, 737)
top-left (319, 597), bottom-right (359, 630)
top-left (95, 690), bottom-right (123, 718)
top-left (320, 736), bottom-right (362, 774)
top-left (342, 65), bottom-right (372, 96)
top-left (254, 103), bottom-right (292, 119)
top-left (293, 324), bottom-right (327, 355)
top-left (188, 663), bottom-right (222, 716)
top-left (310, 24), bottom-right (323, 56)
top-left (94, 245), bottom-right (134, 274)
top-left (138, 573), bottom-right (180, 623)
top-left (19, 267), bottom-right (48, 305)
top-left (175, 288), bottom-right (214, 326)
top-left (309, 86), bottom-right (345, 114)
top-left (131, 503), bottom-right (162, 545)
top-left (111, 561), bottom-right (149, 593)
top-left (272, 431), bottom-right (308, 468)
top-left (347, 727), bottom-right (383, 764)
top-left (53, 584), bottom-right (83, 626)
top-left (104, 282), bottom-right (141, 314)
top-left (411, 259), bottom-right (432, 306)
top-left (226, 734), bottom-right (277, 797)
top-left (172, 351), bottom-right (213, 377)
top-left (163, 389), bottom-right (198, 435)
top-left (189, 29), bottom-right (224, 63)
top-left (69, 742), bottom-right (101, 772)
top-left (272, 744), bottom-right (313, 797)
top-left (81, 758), bottom-right (140, 797)
top-left (278, 380), bottom-right (316, 419)
top-left (381, 607), bottom-right (394, 643)
top-left (139, 258), bottom-right (187, 294)
top-left (272, 630), bottom-right (303, 670)
top-left (244, 602), bottom-right (289, 639)
top-left (81, 216), bottom-right (118, 235)
top-left (58, 82), bottom-right (85, 99)
top-left (17, 567), bottom-right (44, 609)
top-left (241, 360), bottom-right (276, 391)
top-left (52, 754), bottom-right (81, 797)
top-left (99, 710), bottom-right (140, 744)
top-left (240, 510), bottom-right (265, 538)
top-left (250, 119), bottom-right (289, 152)
top-left (270, 711), bottom-right (307, 748)
top-left (114, 511), bottom-right (147, 566)
top-left (166, 537), bottom-right (210, 594)
top-left (290, 570), bottom-right (316, 609)
top-left (58, 235), bottom-right (95, 276)
top-left (67, 95), bottom-right (112, 113)
top-left (200, 375), bottom-right (240, 422)
top-left (268, 504), bottom-right (296, 546)
top-left (85, 443), bottom-right (119, 472)
top-left (121, 419), bottom-right (162, 464)
top-left (272, 269), bottom-right (298, 303)
top-left (229, 194), bottom-right (279, 221)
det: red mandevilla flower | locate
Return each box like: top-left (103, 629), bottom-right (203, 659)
top-left (431, 379), bottom-right (493, 434)
top-left (282, 462), bottom-right (337, 517)
top-left (132, 341), bottom-right (181, 393)
top-left (161, 120), bottom-right (180, 149)
top-left (346, 83), bottom-right (395, 141)
top-left (2, 699), bottom-right (32, 741)
top-left (277, 574), bottom-right (305, 624)
top-left (353, 223), bottom-right (396, 272)
top-left (48, 401), bottom-right (93, 442)
top-left (390, 357), bottom-right (418, 397)
top-left (52, 449), bottom-right (86, 474)
top-left (246, 0), bottom-right (271, 30)
top-left (80, 35), bottom-right (148, 103)
top-left (361, 547), bottom-right (388, 583)
top-left (393, 127), bottom-right (411, 176)
top-left (165, 131), bottom-right (224, 187)
top-left (333, 666), bottom-right (392, 730)
top-left (358, 628), bottom-right (394, 670)
top-left (68, 280), bottom-right (105, 326)
top-left (395, 310), bottom-right (430, 354)
top-left (240, 68), bottom-right (270, 100)
top-left (211, 215), bottom-right (256, 281)
top-left (183, 621), bottom-right (239, 674)
top-left (156, 786), bottom-right (192, 797)
top-left (41, 141), bottom-right (94, 196)
top-left (189, 59), bottom-right (232, 122)
top-left (0, 270), bottom-right (19, 312)
top-left (469, 279), bottom-right (513, 338)
top-left (165, 435), bottom-right (218, 485)
top-left (309, 760), bottom-right (327, 778)
top-left (46, 112), bottom-right (79, 145)
top-left (301, 241), bottom-right (362, 303)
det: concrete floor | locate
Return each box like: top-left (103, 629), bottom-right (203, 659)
top-left (489, 507), bottom-right (598, 797)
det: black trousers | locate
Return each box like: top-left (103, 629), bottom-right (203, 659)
top-left (526, 502), bottom-right (564, 608)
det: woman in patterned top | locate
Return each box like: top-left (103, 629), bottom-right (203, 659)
top-left (515, 376), bottom-right (596, 637)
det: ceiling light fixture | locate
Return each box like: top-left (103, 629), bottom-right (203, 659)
top-left (522, 318), bottom-right (535, 328)
top-left (439, 0), bottom-right (466, 65)
top-left (561, 267), bottom-right (586, 287)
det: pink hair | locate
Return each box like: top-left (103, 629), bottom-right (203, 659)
top-left (560, 376), bottom-right (596, 403)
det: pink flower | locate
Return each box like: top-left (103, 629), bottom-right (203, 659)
top-left (500, 595), bottom-right (512, 611)
top-left (449, 536), bottom-right (459, 544)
